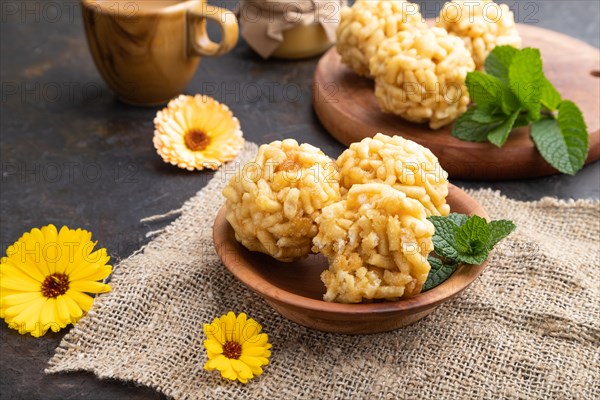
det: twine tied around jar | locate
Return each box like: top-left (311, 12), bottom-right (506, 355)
top-left (238, 0), bottom-right (346, 58)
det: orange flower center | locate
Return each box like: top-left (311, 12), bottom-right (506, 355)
top-left (184, 129), bottom-right (211, 151)
top-left (223, 341), bottom-right (242, 359)
top-left (41, 273), bottom-right (69, 298)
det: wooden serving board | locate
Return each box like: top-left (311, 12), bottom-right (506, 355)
top-left (313, 24), bottom-right (600, 180)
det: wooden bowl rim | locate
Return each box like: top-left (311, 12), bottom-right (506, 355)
top-left (213, 184), bottom-right (490, 316)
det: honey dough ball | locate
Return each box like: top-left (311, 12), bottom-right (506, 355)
top-left (313, 183), bottom-right (434, 303)
top-left (223, 139), bottom-right (341, 262)
top-left (337, 133), bottom-right (450, 216)
top-left (369, 27), bottom-right (475, 129)
top-left (336, 0), bottom-right (427, 78)
top-left (437, 0), bottom-right (521, 70)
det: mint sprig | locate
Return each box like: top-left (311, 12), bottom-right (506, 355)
top-left (508, 48), bottom-right (543, 120)
top-left (422, 256), bottom-right (458, 292)
top-left (531, 101), bottom-right (589, 175)
top-left (484, 45), bottom-right (518, 84)
top-left (452, 45), bottom-right (589, 175)
top-left (423, 213), bottom-right (516, 291)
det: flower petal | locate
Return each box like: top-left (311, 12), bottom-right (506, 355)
top-left (23, 229), bottom-right (51, 276)
top-left (62, 242), bottom-right (95, 275)
top-left (234, 312), bottom-right (247, 344)
top-left (239, 358), bottom-right (264, 376)
top-left (204, 321), bottom-right (225, 345)
top-left (41, 224), bottom-right (58, 241)
top-left (241, 346), bottom-right (272, 357)
top-left (39, 298), bottom-right (63, 333)
top-left (10, 296), bottom-right (47, 336)
top-left (230, 359), bottom-right (253, 382)
top-left (239, 355), bottom-right (267, 368)
top-left (1, 291), bottom-right (42, 308)
top-left (0, 277), bottom-right (42, 292)
top-left (242, 332), bottom-right (269, 348)
top-left (204, 354), bottom-right (227, 371)
top-left (215, 317), bottom-right (227, 344)
top-left (241, 319), bottom-right (261, 342)
top-left (1, 258), bottom-right (45, 282)
top-left (204, 339), bottom-right (223, 355)
top-left (65, 290), bottom-right (94, 311)
top-left (85, 247), bottom-right (110, 266)
top-left (220, 358), bottom-right (238, 381)
top-left (223, 311), bottom-right (236, 342)
top-left (0, 263), bottom-right (43, 286)
top-left (3, 296), bottom-right (43, 318)
top-left (55, 295), bottom-right (71, 324)
top-left (68, 264), bottom-right (112, 282)
top-left (62, 293), bottom-right (83, 321)
top-left (69, 280), bottom-right (111, 294)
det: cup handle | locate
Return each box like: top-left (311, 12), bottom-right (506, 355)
top-left (187, 2), bottom-right (238, 57)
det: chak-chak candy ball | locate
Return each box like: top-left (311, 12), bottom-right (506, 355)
top-left (369, 27), bottom-right (475, 129)
top-left (337, 133), bottom-right (450, 216)
top-left (437, 0), bottom-right (521, 70)
top-left (223, 139), bottom-right (341, 262)
top-left (313, 183), bottom-right (434, 303)
top-left (336, 0), bottom-right (427, 78)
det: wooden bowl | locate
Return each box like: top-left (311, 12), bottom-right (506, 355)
top-left (213, 185), bottom-right (489, 334)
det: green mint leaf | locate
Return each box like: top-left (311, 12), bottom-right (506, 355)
top-left (513, 113), bottom-right (530, 128)
top-left (557, 100), bottom-right (589, 171)
top-left (455, 215), bottom-right (489, 254)
top-left (487, 110), bottom-right (520, 147)
top-left (482, 46), bottom-right (520, 114)
top-left (427, 213), bottom-right (516, 285)
top-left (531, 118), bottom-right (562, 169)
top-left (455, 215), bottom-right (489, 264)
top-left (500, 89), bottom-right (521, 116)
top-left (456, 248), bottom-right (490, 265)
top-left (540, 78), bottom-right (561, 111)
top-left (466, 71), bottom-right (506, 107)
top-left (427, 216), bottom-right (461, 260)
top-left (471, 105), bottom-right (506, 123)
top-left (485, 45), bottom-right (519, 84)
top-left (509, 48), bottom-right (543, 120)
top-left (422, 256), bottom-right (458, 292)
top-left (452, 107), bottom-right (503, 142)
top-left (530, 101), bottom-right (588, 175)
top-left (446, 213), bottom-right (469, 227)
top-left (487, 220), bottom-right (516, 249)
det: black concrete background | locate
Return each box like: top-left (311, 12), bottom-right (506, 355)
top-left (1, 1), bottom-right (598, 399)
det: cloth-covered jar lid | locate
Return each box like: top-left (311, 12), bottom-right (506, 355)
top-left (239, 0), bottom-right (346, 58)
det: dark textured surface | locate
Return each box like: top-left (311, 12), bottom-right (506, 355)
top-left (0, 1), bottom-right (598, 399)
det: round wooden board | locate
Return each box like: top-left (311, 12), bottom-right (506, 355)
top-left (313, 24), bottom-right (600, 180)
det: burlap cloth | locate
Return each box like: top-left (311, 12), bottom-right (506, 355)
top-left (46, 142), bottom-right (600, 399)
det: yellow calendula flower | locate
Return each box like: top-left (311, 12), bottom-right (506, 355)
top-left (153, 94), bottom-right (245, 171)
top-left (203, 311), bottom-right (272, 383)
top-left (0, 224), bottom-right (111, 337)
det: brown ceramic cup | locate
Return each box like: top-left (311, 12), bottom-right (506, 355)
top-left (81, 0), bottom-right (239, 105)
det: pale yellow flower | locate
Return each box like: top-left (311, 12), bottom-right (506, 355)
top-left (204, 311), bottom-right (272, 383)
top-left (0, 224), bottom-right (111, 337)
top-left (153, 94), bottom-right (244, 171)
